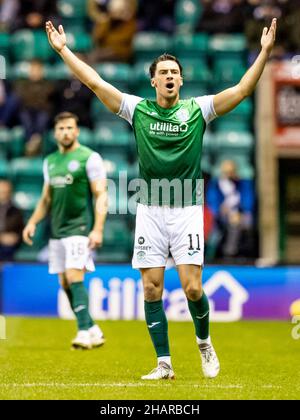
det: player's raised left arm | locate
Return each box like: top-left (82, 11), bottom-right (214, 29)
top-left (88, 179), bottom-right (108, 250)
top-left (213, 18), bottom-right (277, 116)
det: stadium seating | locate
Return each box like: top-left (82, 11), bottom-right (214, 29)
top-left (94, 63), bottom-right (130, 91)
top-left (95, 218), bottom-right (132, 263)
top-left (133, 32), bottom-right (173, 61)
top-left (10, 157), bottom-right (44, 192)
top-left (173, 34), bottom-right (208, 59)
top-left (175, 0), bottom-right (203, 34)
top-left (11, 30), bottom-right (56, 62)
top-left (209, 34), bottom-right (247, 60)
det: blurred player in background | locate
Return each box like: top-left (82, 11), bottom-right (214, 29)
top-left (23, 112), bottom-right (107, 350)
top-left (45, 18), bottom-right (276, 378)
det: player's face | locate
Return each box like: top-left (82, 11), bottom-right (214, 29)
top-left (151, 60), bottom-right (183, 99)
top-left (54, 118), bottom-right (79, 150)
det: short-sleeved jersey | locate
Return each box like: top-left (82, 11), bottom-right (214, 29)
top-left (43, 145), bottom-right (106, 239)
top-left (118, 94), bottom-right (217, 206)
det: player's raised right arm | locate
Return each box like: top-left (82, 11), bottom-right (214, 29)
top-left (22, 184), bottom-right (51, 246)
top-left (45, 21), bottom-right (122, 114)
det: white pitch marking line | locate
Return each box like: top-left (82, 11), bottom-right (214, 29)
top-left (1, 383), bottom-right (281, 390)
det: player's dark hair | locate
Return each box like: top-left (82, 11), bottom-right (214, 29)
top-left (149, 54), bottom-right (183, 78)
top-left (54, 112), bottom-right (79, 125)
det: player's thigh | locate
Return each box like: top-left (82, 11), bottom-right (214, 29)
top-left (58, 272), bottom-right (69, 289)
top-left (140, 267), bottom-right (165, 301)
top-left (170, 205), bottom-right (204, 267)
top-left (177, 264), bottom-right (203, 300)
top-left (132, 204), bottom-right (169, 269)
top-left (65, 268), bottom-right (85, 284)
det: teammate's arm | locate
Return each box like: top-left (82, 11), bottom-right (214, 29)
top-left (45, 21), bottom-right (122, 114)
top-left (213, 18), bottom-right (277, 116)
top-left (22, 183), bottom-right (51, 246)
top-left (88, 179), bottom-right (108, 250)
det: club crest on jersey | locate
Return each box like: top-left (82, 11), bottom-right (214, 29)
top-left (68, 160), bottom-right (80, 172)
top-left (176, 109), bottom-right (189, 122)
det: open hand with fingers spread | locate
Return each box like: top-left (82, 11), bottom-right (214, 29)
top-left (261, 18), bottom-right (277, 55)
top-left (45, 20), bottom-right (67, 53)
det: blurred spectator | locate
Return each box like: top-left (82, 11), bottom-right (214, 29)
top-left (197, 0), bottom-right (246, 34)
top-left (87, 0), bottom-right (137, 63)
top-left (0, 80), bottom-right (20, 128)
top-left (206, 160), bottom-right (255, 258)
top-left (0, 0), bottom-right (19, 32)
top-left (13, 59), bottom-right (55, 155)
top-left (245, 0), bottom-right (291, 62)
top-left (138, 0), bottom-right (175, 33)
top-left (51, 76), bottom-right (94, 128)
top-left (0, 179), bottom-right (24, 262)
top-left (12, 0), bottom-right (58, 32)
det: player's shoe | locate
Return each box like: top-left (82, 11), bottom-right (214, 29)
top-left (141, 362), bottom-right (175, 380)
top-left (71, 330), bottom-right (92, 350)
top-left (89, 324), bottom-right (105, 348)
top-left (199, 343), bottom-right (220, 379)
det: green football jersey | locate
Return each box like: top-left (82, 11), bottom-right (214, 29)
top-left (118, 94), bottom-right (217, 206)
top-left (43, 145), bottom-right (106, 239)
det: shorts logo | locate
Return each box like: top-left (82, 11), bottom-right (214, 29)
top-left (188, 250), bottom-right (199, 256)
top-left (138, 237), bottom-right (145, 245)
top-left (137, 251), bottom-right (146, 261)
top-left (68, 160), bottom-right (80, 172)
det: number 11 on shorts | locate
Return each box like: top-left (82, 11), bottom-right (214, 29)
top-left (188, 234), bottom-right (201, 251)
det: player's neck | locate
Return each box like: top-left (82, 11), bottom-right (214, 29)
top-left (156, 94), bottom-right (179, 109)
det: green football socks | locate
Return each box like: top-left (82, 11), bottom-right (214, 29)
top-left (69, 282), bottom-right (94, 331)
top-left (144, 300), bottom-right (170, 357)
top-left (188, 292), bottom-right (210, 340)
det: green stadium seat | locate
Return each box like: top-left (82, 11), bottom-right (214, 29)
top-left (180, 58), bottom-right (211, 83)
top-left (95, 218), bottom-right (132, 263)
top-left (174, 34), bottom-right (208, 59)
top-left (11, 30), bottom-right (55, 62)
top-left (213, 58), bottom-right (247, 86)
top-left (94, 123), bottom-right (130, 146)
top-left (135, 86), bottom-right (156, 100)
top-left (209, 34), bottom-right (247, 59)
top-left (103, 152), bottom-right (130, 180)
top-left (175, 0), bottom-right (203, 34)
top-left (0, 158), bottom-right (9, 178)
top-left (65, 31), bottom-right (93, 53)
top-left (213, 118), bottom-right (252, 132)
top-left (10, 61), bottom-right (54, 80)
top-left (0, 32), bottom-right (10, 59)
top-left (91, 96), bottom-right (121, 123)
top-left (94, 63), bottom-right (130, 91)
top-left (11, 157), bottom-right (44, 192)
top-left (45, 62), bottom-right (72, 80)
top-left (215, 131), bottom-right (254, 156)
top-left (180, 85), bottom-right (208, 99)
top-left (0, 128), bottom-right (11, 158)
top-left (78, 127), bottom-right (94, 147)
top-left (57, 0), bottom-right (87, 18)
top-left (133, 32), bottom-right (173, 61)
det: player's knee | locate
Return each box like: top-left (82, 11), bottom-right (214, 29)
top-left (65, 269), bottom-right (84, 284)
top-left (184, 282), bottom-right (203, 301)
top-left (143, 283), bottom-right (162, 301)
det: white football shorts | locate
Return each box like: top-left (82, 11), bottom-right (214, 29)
top-left (48, 235), bottom-right (95, 274)
top-left (132, 204), bottom-right (204, 269)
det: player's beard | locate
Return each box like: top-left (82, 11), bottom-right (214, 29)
top-left (60, 138), bottom-right (75, 150)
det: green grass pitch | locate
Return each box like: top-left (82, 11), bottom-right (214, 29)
top-left (0, 318), bottom-right (299, 400)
